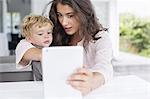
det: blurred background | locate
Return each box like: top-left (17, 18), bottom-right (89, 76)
top-left (0, 0), bottom-right (150, 82)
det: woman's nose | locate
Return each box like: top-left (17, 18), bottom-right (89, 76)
top-left (61, 17), bottom-right (69, 26)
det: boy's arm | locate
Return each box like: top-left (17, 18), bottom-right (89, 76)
top-left (23, 48), bottom-right (42, 61)
top-left (16, 39), bottom-right (42, 69)
top-left (19, 48), bottom-right (42, 66)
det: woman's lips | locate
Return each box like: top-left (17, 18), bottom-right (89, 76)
top-left (64, 27), bottom-right (72, 32)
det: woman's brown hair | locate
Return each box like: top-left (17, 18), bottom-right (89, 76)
top-left (45, 0), bottom-right (107, 47)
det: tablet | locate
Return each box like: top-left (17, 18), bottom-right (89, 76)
top-left (42, 46), bottom-right (83, 99)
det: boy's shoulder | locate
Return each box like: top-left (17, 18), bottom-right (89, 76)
top-left (18, 39), bottom-right (27, 42)
top-left (16, 39), bottom-right (34, 49)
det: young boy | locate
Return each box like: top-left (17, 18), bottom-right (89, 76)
top-left (15, 14), bottom-right (54, 81)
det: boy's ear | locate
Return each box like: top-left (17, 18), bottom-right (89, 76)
top-left (26, 36), bottom-right (33, 43)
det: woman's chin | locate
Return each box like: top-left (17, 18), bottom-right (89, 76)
top-left (66, 32), bottom-right (75, 35)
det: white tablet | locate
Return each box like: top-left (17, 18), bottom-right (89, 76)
top-left (42, 46), bottom-right (83, 99)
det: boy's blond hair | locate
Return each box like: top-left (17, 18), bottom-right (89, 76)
top-left (21, 14), bottom-right (54, 37)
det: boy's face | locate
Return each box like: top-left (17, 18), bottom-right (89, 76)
top-left (27, 23), bottom-right (53, 47)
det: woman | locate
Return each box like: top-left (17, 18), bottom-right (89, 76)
top-left (16, 0), bottom-right (113, 96)
top-left (48, 0), bottom-right (113, 95)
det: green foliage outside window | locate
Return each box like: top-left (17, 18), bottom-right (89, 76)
top-left (120, 13), bottom-right (150, 58)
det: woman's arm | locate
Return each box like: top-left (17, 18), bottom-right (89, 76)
top-left (92, 72), bottom-right (105, 91)
top-left (67, 68), bottom-right (105, 96)
top-left (67, 32), bottom-right (113, 95)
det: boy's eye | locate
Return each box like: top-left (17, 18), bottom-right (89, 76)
top-left (48, 31), bottom-right (52, 34)
top-left (38, 34), bottom-right (42, 36)
top-left (37, 32), bottom-right (43, 36)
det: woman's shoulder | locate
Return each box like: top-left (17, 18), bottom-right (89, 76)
top-left (92, 30), bottom-right (111, 43)
top-left (96, 30), bottom-right (110, 39)
top-left (93, 30), bottom-right (112, 48)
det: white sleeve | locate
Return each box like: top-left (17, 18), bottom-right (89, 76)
top-left (15, 39), bottom-right (35, 69)
top-left (93, 32), bottom-right (113, 83)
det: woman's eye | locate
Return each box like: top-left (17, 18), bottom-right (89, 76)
top-left (57, 13), bottom-right (62, 17)
top-left (68, 15), bottom-right (74, 18)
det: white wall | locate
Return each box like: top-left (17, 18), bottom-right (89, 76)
top-left (92, 0), bottom-right (119, 58)
top-left (0, 0), bottom-right (9, 56)
top-left (31, 0), bottom-right (51, 15)
top-left (0, 33), bottom-right (9, 56)
top-left (108, 0), bottom-right (119, 58)
top-left (92, 1), bottom-right (109, 27)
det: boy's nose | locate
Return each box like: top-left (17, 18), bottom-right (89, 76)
top-left (45, 33), bottom-right (50, 38)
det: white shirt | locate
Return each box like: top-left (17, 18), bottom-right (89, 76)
top-left (15, 39), bottom-right (35, 69)
top-left (78, 31), bottom-right (113, 83)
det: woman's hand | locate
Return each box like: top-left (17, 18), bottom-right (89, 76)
top-left (67, 68), bottom-right (105, 96)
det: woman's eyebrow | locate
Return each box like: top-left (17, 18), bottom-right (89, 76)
top-left (66, 12), bottom-right (74, 15)
top-left (57, 11), bottom-right (74, 15)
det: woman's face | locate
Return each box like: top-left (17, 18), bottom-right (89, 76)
top-left (56, 3), bottom-right (80, 35)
